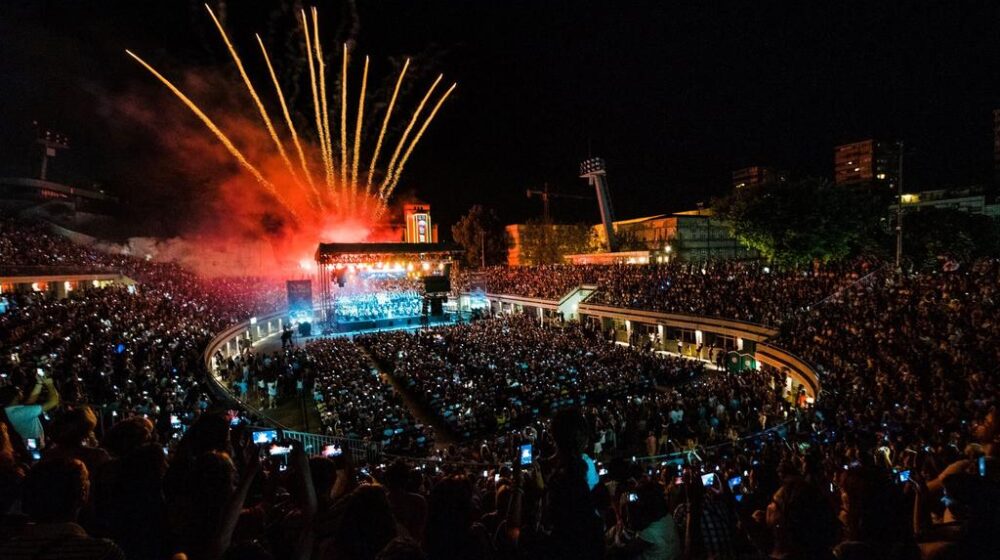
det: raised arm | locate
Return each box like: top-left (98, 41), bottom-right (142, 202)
top-left (40, 378), bottom-right (60, 412)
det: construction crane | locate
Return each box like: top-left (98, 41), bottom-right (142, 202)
top-left (526, 182), bottom-right (593, 223)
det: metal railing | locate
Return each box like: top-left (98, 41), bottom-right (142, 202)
top-left (0, 265), bottom-right (121, 277)
top-left (202, 309), bottom-right (387, 462)
top-left (279, 430), bottom-right (384, 464)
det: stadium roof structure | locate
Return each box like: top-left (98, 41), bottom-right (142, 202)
top-left (315, 242), bottom-right (462, 265)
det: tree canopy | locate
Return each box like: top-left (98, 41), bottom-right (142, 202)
top-left (450, 205), bottom-right (509, 268)
top-left (714, 178), bottom-right (884, 266)
top-left (517, 219), bottom-right (595, 265)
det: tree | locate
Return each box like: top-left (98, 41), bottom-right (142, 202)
top-left (615, 229), bottom-right (649, 251)
top-left (451, 205), bottom-right (509, 268)
top-left (901, 207), bottom-right (1000, 269)
top-left (518, 219), bottom-right (596, 265)
top-left (713, 178), bottom-right (883, 266)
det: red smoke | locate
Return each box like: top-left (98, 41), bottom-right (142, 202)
top-left (117, 70), bottom-right (405, 277)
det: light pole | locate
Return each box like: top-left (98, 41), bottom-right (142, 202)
top-left (895, 141), bottom-right (904, 272)
top-left (34, 123), bottom-right (69, 181)
top-left (697, 202), bottom-right (710, 263)
top-left (479, 228), bottom-right (486, 268)
top-left (580, 157), bottom-right (618, 252)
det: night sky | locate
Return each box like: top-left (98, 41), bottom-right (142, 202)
top-left (3, 1), bottom-right (1000, 233)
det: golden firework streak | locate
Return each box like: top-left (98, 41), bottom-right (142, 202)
top-left (125, 50), bottom-right (298, 219)
top-left (256, 34), bottom-right (322, 208)
top-left (351, 55), bottom-right (369, 198)
top-left (204, 5), bottom-right (300, 187)
top-left (383, 83), bottom-right (457, 200)
top-left (366, 58), bottom-right (409, 191)
top-left (340, 44), bottom-right (349, 192)
top-left (130, 7), bottom-right (455, 224)
top-left (380, 74), bottom-right (443, 197)
top-left (312, 9), bottom-right (336, 193)
top-left (301, 9), bottom-right (329, 195)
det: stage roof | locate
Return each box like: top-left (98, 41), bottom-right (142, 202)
top-left (315, 242), bottom-right (462, 262)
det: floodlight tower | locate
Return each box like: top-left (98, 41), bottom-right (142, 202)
top-left (34, 122), bottom-right (70, 181)
top-left (580, 157), bottom-right (617, 252)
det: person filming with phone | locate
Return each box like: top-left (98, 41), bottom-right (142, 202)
top-left (0, 371), bottom-right (61, 453)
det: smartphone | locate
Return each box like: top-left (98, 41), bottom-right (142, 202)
top-left (978, 456), bottom-right (986, 477)
top-left (36, 367), bottom-right (45, 378)
top-left (674, 476), bottom-right (684, 485)
top-left (727, 475), bottom-right (742, 491)
top-left (322, 444), bottom-right (343, 457)
top-left (252, 430), bottom-right (279, 444)
top-left (627, 492), bottom-right (638, 503)
top-left (701, 473), bottom-right (717, 488)
top-left (482, 470), bottom-right (489, 478)
top-left (230, 416), bottom-right (242, 427)
top-left (170, 415), bottom-right (181, 428)
top-left (25, 438), bottom-right (38, 451)
top-left (278, 464), bottom-right (288, 472)
top-left (897, 470), bottom-right (911, 484)
top-left (519, 443), bottom-right (533, 466)
top-left (494, 473), bottom-right (500, 483)
top-left (598, 467), bottom-right (608, 476)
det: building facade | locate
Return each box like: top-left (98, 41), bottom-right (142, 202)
top-left (889, 188), bottom-right (1000, 219)
top-left (833, 139), bottom-right (901, 190)
top-left (732, 166), bottom-right (786, 189)
top-left (402, 203), bottom-right (438, 243)
top-left (993, 109), bottom-right (1000, 186)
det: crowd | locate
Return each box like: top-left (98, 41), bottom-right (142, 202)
top-left (458, 262), bottom-right (872, 326)
top-left (214, 339), bottom-right (433, 455)
top-left (0, 218), bottom-right (293, 450)
top-left (334, 292), bottom-right (423, 322)
top-left (0, 215), bottom-right (997, 559)
top-left (356, 316), bottom-right (705, 440)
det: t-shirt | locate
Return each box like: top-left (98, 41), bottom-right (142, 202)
top-left (0, 522), bottom-right (125, 560)
top-left (5, 404), bottom-right (44, 441)
top-left (638, 516), bottom-right (680, 560)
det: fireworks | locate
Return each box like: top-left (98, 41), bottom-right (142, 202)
top-left (127, 4), bottom-right (456, 223)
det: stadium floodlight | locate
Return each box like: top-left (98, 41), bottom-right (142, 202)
top-left (579, 157), bottom-right (616, 252)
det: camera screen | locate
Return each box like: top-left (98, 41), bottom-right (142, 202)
top-left (269, 444), bottom-right (292, 456)
top-left (519, 444), bottom-right (532, 466)
top-left (252, 430), bottom-right (278, 444)
top-left (322, 444), bottom-right (342, 457)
